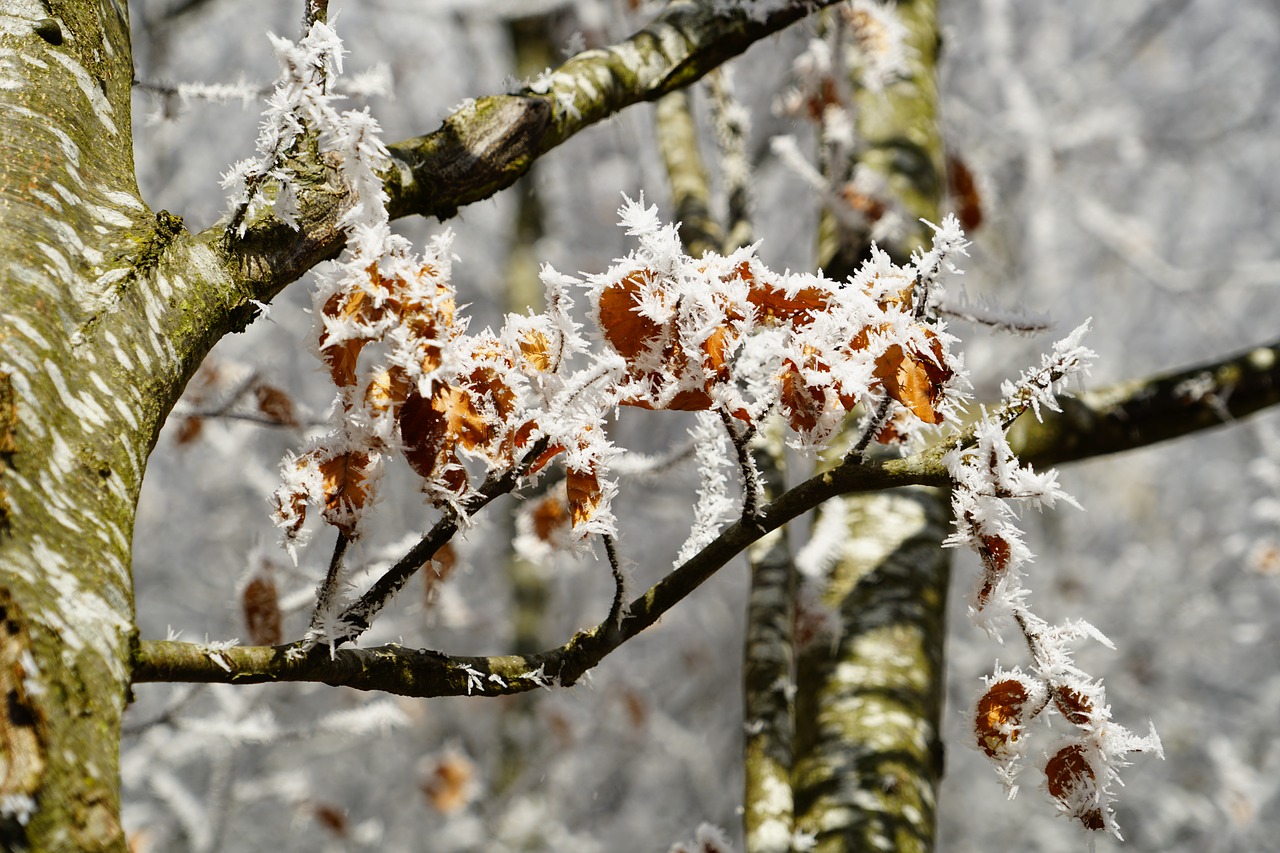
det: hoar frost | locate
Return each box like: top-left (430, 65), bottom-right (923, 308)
top-left (239, 15), bottom-right (1160, 838)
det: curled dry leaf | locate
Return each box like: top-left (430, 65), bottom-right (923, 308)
top-left (310, 802), bottom-right (349, 837)
top-left (518, 329), bottom-right (554, 372)
top-left (975, 678), bottom-right (1030, 759)
top-left (242, 574), bottom-right (283, 646)
top-left (174, 417), bottom-right (204, 446)
top-left (319, 450), bottom-right (374, 535)
top-left (530, 493), bottom-right (570, 542)
top-left (1045, 744), bottom-right (1105, 830)
top-left (779, 360), bottom-right (825, 433)
top-left (947, 152), bottom-right (984, 234)
top-left (565, 465), bottom-right (603, 528)
top-left (1053, 687), bottom-right (1094, 727)
top-left (872, 334), bottom-right (951, 425)
top-left (254, 384), bottom-right (298, 426)
top-left (319, 287), bottom-right (384, 388)
top-left (598, 272), bottom-right (664, 361)
top-left (421, 751), bottom-right (477, 814)
top-left (424, 541), bottom-right (458, 608)
top-left (364, 365), bottom-right (413, 417)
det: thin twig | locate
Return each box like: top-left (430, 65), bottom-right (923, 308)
top-left (335, 437), bottom-right (552, 644)
top-left (847, 395), bottom-right (893, 461)
top-left (719, 407), bottom-right (763, 521)
top-left (602, 535), bottom-right (627, 627)
top-left (306, 532), bottom-right (350, 637)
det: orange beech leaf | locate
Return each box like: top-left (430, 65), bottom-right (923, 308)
top-left (872, 335), bottom-right (951, 425)
top-left (622, 387), bottom-right (716, 413)
top-left (436, 385), bottom-right (491, 452)
top-left (565, 466), bottom-right (602, 527)
top-left (747, 279), bottom-right (828, 326)
top-left (947, 152), bottom-right (984, 233)
top-left (1053, 687), bottom-right (1094, 726)
top-left (432, 541), bottom-right (458, 579)
top-left (399, 384), bottom-right (495, 488)
top-left (874, 413), bottom-right (907, 445)
top-left (979, 534), bottom-right (1012, 572)
top-left (1045, 745), bottom-right (1105, 830)
top-left (320, 450), bottom-right (373, 533)
top-left (311, 803), bottom-right (349, 838)
top-left (364, 366), bottom-right (413, 416)
top-left (837, 183), bottom-right (887, 223)
top-left (598, 271), bottom-right (663, 359)
top-left (518, 330), bottom-right (553, 372)
top-left (424, 541), bottom-right (458, 607)
top-left (531, 494), bottom-right (570, 542)
top-left (272, 483), bottom-right (309, 540)
top-left (255, 384), bottom-right (298, 426)
top-left (701, 324), bottom-right (736, 375)
top-left (513, 420), bottom-right (539, 449)
top-left (439, 461), bottom-right (470, 494)
top-left (174, 417), bottom-right (203, 446)
top-left (975, 679), bottom-right (1029, 759)
top-left (319, 288), bottom-right (388, 387)
top-left (399, 389), bottom-right (449, 480)
top-left (421, 752), bottom-right (476, 814)
top-left (524, 439), bottom-right (565, 476)
top-left (779, 362), bottom-right (824, 433)
top-left (467, 365), bottom-right (516, 423)
top-left (397, 267), bottom-right (455, 323)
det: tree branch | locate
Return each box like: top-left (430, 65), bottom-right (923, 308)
top-left (201, 0), bottom-right (849, 310)
top-left (132, 450), bottom-right (940, 694)
top-left (1009, 337), bottom-right (1280, 468)
top-left (131, 336), bottom-right (1280, 694)
top-left (382, 0), bottom-right (847, 223)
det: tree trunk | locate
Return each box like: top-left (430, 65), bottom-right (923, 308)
top-left (791, 2), bottom-right (950, 850)
top-left (0, 4), bottom-right (229, 848)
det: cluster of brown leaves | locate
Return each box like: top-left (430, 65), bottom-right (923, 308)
top-left (973, 675), bottom-right (1105, 829)
top-left (595, 259), bottom-right (951, 441)
top-left (275, 256), bottom-right (611, 547)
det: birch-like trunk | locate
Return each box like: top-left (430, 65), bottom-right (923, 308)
top-left (0, 4), bottom-right (247, 848)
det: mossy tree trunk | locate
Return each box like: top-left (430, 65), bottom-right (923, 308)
top-left (791, 3), bottom-right (951, 851)
top-left (0, 3), bottom-right (263, 849)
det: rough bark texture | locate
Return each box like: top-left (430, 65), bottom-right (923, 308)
top-left (794, 3), bottom-right (951, 850)
top-left (792, 490), bottom-right (950, 852)
top-left (0, 3), bottom-right (262, 848)
top-left (0, 3), bottom-right (141, 849)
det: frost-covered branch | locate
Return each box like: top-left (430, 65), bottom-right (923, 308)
top-left (192, 0), bottom-right (851, 325)
top-left (132, 445), bottom-right (944, 695)
top-left (132, 332), bottom-right (1280, 698)
top-left (1009, 336), bottom-right (1280, 469)
top-left (380, 0), bottom-right (855, 223)
top-left (945, 327), bottom-right (1165, 836)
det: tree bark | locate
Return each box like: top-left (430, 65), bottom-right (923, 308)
top-left (0, 2), bottom-right (261, 848)
top-left (0, 4), bottom-right (143, 849)
top-left (793, 3), bottom-right (950, 850)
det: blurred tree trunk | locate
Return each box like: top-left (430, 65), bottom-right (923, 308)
top-left (790, 3), bottom-right (951, 851)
